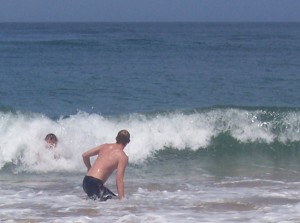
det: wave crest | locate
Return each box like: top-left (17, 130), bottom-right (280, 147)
top-left (0, 106), bottom-right (299, 172)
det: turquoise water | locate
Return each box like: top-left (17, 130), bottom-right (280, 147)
top-left (1, 23), bottom-right (300, 116)
top-left (1, 22), bottom-right (300, 222)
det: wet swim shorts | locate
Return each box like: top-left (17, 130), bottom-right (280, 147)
top-left (82, 175), bottom-right (117, 201)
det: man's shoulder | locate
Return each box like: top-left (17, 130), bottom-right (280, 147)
top-left (115, 148), bottom-right (128, 160)
top-left (100, 143), bottom-right (114, 149)
top-left (118, 151), bottom-right (128, 166)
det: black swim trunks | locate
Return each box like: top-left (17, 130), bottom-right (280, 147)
top-left (82, 176), bottom-right (117, 201)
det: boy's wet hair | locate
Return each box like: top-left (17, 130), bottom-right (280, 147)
top-left (116, 130), bottom-right (130, 145)
top-left (45, 133), bottom-right (58, 143)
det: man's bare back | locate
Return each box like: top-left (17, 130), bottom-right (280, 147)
top-left (84, 143), bottom-right (128, 182)
top-left (82, 130), bottom-right (130, 200)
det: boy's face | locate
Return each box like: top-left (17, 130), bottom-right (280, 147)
top-left (46, 138), bottom-right (57, 149)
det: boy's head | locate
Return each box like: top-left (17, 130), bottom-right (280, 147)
top-left (45, 133), bottom-right (58, 148)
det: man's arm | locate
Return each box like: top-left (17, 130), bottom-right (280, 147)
top-left (116, 154), bottom-right (128, 200)
top-left (82, 145), bottom-right (102, 171)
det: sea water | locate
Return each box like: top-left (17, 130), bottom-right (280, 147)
top-left (1, 22), bottom-right (300, 222)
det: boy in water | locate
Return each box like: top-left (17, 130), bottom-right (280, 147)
top-left (45, 133), bottom-right (58, 149)
top-left (82, 130), bottom-right (130, 201)
top-left (36, 133), bottom-right (59, 162)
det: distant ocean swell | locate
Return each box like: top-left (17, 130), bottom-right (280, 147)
top-left (0, 106), bottom-right (299, 172)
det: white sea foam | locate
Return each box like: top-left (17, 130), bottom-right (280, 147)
top-left (2, 171), bottom-right (300, 223)
top-left (0, 108), bottom-right (299, 172)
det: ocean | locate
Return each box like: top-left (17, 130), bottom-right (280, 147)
top-left (1, 22), bottom-right (300, 222)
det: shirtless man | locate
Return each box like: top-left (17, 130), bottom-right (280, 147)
top-left (82, 130), bottom-right (130, 201)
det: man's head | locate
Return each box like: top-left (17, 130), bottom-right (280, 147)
top-left (45, 133), bottom-right (58, 148)
top-left (116, 130), bottom-right (130, 145)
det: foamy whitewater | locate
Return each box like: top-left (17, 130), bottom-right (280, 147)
top-left (1, 22), bottom-right (300, 222)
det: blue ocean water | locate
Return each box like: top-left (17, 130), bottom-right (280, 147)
top-left (1, 22), bottom-right (300, 222)
top-left (1, 22), bottom-right (300, 117)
